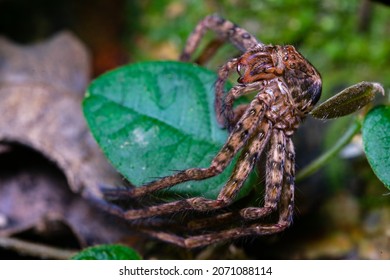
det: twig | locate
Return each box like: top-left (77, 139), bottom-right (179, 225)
top-left (0, 236), bottom-right (78, 259)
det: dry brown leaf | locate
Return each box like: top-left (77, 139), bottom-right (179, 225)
top-left (0, 31), bottom-right (122, 196)
top-left (0, 32), bottom-right (134, 248)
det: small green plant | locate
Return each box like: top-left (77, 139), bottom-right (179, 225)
top-left (72, 244), bottom-right (141, 260)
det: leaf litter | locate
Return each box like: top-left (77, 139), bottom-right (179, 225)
top-left (0, 32), bottom-right (135, 252)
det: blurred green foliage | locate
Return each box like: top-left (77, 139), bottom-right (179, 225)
top-left (126, 0), bottom-right (390, 94)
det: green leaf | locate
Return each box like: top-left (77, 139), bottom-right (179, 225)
top-left (83, 61), bottom-right (256, 200)
top-left (71, 244), bottom-right (141, 260)
top-left (311, 82), bottom-right (384, 119)
top-left (362, 105), bottom-right (390, 189)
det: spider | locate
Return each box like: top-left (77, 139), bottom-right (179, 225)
top-left (101, 14), bottom-right (324, 248)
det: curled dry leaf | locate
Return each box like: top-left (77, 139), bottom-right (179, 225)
top-left (0, 32), bottom-right (132, 248)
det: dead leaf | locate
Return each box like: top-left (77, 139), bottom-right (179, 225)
top-left (0, 32), bottom-right (134, 249)
top-left (0, 31), bottom-right (121, 196)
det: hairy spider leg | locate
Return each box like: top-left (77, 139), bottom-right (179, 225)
top-left (121, 116), bottom-right (271, 220)
top-left (216, 120), bottom-right (271, 202)
top-left (183, 215), bottom-right (291, 248)
top-left (223, 81), bottom-right (265, 130)
top-left (182, 121), bottom-right (273, 230)
top-left (105, 98), bottom-right (269, 220)
top-left (141, 165), bottom-right (294, 250)
top-left (277, 136), bottom-right (295, 226)
top-left (103, 96), bottom-right (268, 201)
top-left (189, 135), bottom-right (294, 243)
top-left (179, 14), bottom-right (263, 127)
top-left (240, 128), bottom-right (286, 219)
top-left (180, 14), bottom-right (259, 62)
top-left (187, 138), bottom-right (295, 247)
top-left (180, 138), bottom-right (294, 248)
top-left (186, 126), bottom-right (287, 230)
top-left (215, 57), bottom-right (239, 127)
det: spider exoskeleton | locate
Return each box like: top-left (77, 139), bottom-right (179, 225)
top-left (102, 15), bottom-right (323, 248)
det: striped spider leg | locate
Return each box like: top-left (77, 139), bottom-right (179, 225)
top-left (101, 15), bottom-right (322, 248)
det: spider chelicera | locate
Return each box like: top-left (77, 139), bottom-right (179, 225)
top-left (98, 15), bottom-right (377, 248)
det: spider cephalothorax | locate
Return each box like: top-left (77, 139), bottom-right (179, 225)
top-left (101, 15), bottom-right (324, 248)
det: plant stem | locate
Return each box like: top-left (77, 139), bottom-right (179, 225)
top-left (296, 119), bottom-right (362, 182)
top-left (0, 236), bottom-right (78, 259)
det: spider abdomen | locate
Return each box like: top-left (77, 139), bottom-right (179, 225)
top-left (280, 45), bottom-right (322, 113)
